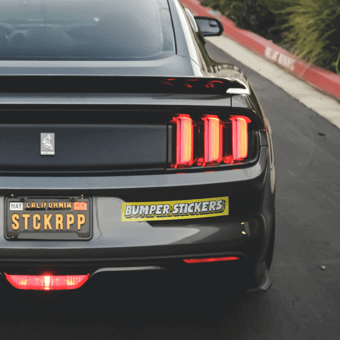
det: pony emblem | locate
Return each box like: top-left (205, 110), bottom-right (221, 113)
top-left (41, 133), bottom-right (55, 155)
top-left (43, 134), bottom-right (53, 150)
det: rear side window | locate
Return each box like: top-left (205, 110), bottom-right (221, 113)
top-left (0, 0), bottom-right (175, 60)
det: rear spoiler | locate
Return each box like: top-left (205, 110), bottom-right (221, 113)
top-left (0, 76), bottom-right (250, 95)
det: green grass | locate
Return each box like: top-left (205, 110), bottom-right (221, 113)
top-left (279, 0), bottom-right (340, 73)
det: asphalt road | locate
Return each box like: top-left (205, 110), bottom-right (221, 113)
top-left (1, 42), bottom-right (340, 340)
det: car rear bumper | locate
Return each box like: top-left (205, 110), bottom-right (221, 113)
top-left (0, 146), bottom-right (274, 292)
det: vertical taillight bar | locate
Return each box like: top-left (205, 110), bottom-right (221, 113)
top-left (231, 116), bottom-right (250, 160)
top-left (171, 115), bottom-right (194, 168)
top-left (202, 115), bottom-right (223, 166)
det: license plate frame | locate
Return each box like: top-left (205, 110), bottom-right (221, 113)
top-left (4, 196), bottom-right (92, 241)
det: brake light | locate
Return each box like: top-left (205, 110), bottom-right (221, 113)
top-left (5, 273), bottom-right (89, 290)
top-left (170, 115), bottom-right (194, 168)
top-left (201, 115), bottom-right (223, 166)
top-left (183, 256), bottom-right (240, 263)
top-left (171, 115), bottom-right (251, 168)
top-left (231, 116), bottom-right (250, 160)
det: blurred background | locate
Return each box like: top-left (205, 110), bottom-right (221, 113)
top-left (200, 0), bottom-right (340, 74)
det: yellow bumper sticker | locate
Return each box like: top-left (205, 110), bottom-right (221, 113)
top-left (122, 196), bottom-right (229, 222)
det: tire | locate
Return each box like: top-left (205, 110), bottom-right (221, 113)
top-left (265, 215), bottom-right (275, 270)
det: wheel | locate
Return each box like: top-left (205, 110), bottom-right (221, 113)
top-left (265, 215), bottom-right (275, 270)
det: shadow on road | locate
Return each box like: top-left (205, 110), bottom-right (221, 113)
top-left (0, 272), bottom-right (269, 339)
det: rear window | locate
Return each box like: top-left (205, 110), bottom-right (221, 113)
top-left (0, 0), bottom-right (175, 60)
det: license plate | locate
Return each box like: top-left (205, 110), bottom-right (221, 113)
top-left (5, 196), bottom-right (92, 240)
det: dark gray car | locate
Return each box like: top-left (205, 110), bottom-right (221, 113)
top-left (0, 0), bottom-right (275, 292)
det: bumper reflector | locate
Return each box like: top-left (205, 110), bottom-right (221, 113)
top-left (4, 273), bottom-right (90, 290)
top-left (183, 256), bottom-right (240, 264)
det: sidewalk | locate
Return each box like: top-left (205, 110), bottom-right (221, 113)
top-left (180, 0), bottom-right (340, 130)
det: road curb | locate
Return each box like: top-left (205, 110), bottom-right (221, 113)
top-left (180, 0), bottom-right (340, 102)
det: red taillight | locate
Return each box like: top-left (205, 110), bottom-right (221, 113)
top-left (170, 115), bottom-right (194, 168)
top-left (5, 273), bottom-right (89, 290)
top-left (171, 114), bottom-right (251, 168)
top-left (231, 116), bottom-right (250, 160)
top-left (202, 115), bottom-right (224, 166)
top-left (183, 257), bottom-right (240, 264)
